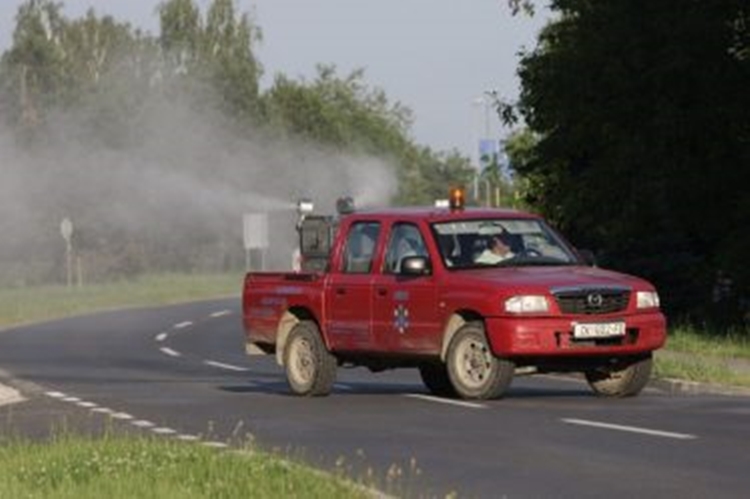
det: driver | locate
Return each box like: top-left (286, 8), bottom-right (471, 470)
top-left (475, 233), bottom-right (515, 264)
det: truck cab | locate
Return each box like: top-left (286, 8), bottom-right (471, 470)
top-left (243, 195), bottom-right (666, 400)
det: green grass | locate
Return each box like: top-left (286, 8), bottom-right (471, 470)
top-left (0, 434), bottom-right (367, 499)
top-left (664, 325), bottom-right (750, 359)
top-left (655, 324), bottom-right (750, 388)
top-left (0, 273), bottom-right (242, 329)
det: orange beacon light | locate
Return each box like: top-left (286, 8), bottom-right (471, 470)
top-left (449, 187), bottom-right (465, 211)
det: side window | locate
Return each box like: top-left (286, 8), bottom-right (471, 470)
top-left (384, 223), bottom-right (427, 274)
top-left (342, 221), bottom-right (381, 274)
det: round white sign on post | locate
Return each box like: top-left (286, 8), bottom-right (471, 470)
top-left (60, 218), bottom-right (73, 242)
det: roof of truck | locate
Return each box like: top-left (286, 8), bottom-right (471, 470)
top-left (340, 206), bottom-right (541, 223)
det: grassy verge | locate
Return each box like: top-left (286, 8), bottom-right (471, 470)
top-left (0, 434), bottom-right (367, 499)
top-left (0, 273), bottom-right (242, 329)
top-left (655, 325), bottom-right (750, 387)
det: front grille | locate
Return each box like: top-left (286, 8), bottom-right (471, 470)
top-left (553, 288), bottom-right (630, 315)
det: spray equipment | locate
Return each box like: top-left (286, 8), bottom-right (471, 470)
top-left (293, 195), bottom-right (351, 273)
top-left (296, 198), bottom-right (315, 216)
top-left (336, 196), bottom-right (355, 215)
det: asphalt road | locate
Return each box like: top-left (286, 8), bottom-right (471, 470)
top-left (1, 298), bottom-right (749, 498)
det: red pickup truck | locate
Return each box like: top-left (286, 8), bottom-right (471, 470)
top-left (242, 196), bottom-right (666, 400)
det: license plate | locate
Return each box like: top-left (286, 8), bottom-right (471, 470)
top-left (573, 321), bottom-right (626, 339)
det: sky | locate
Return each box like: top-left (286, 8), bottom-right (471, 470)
top-left (0, 0), bottom-right (551, 160)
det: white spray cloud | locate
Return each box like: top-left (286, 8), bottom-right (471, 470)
top-left (0, 88), bottom-right (398, 283)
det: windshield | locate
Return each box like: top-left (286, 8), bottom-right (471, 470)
top-left (431, 218), bottom-right (579, 269)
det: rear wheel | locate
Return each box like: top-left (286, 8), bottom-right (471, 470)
top-left (283, 321), bottom-right (337, 396)
top-left (418, 363), bottom-right (456, 397)
top-left (446, 323), bottom-right (514, 400)
top-left (585, 354), bottom-right (653, 397)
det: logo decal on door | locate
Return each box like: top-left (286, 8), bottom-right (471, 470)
top-left (393, 304), bottom-right (410, 334)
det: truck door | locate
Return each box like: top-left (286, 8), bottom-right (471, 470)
top-left (371, 222), bottom-right (441, 354)
top-left (324, 220), bottom-right (381, 351)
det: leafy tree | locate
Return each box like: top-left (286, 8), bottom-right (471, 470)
top-left (515, 0), bottom-right (750, 324)
top-left (263, 65), bottom-right (475, 205)
top-left (1, 0), bottom-right (68, 128)
top-left (263, 65), bottom-right (411, 151)
top-left (157, 0), bottom-right (262, 121)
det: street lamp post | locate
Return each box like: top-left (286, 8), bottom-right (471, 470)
top-left (472, 91), bottom-right (499, 205)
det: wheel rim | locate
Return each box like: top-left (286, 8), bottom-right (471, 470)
top-left (289, 337), bottom-right (315, 386)
top-left (454, 335), bottom-right (492, 389)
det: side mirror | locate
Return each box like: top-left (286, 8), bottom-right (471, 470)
top-left (578, 249), bottom-right (597, 267)
top-left (400, 256), bottom-right (431, 276)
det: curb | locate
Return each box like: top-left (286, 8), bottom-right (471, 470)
top-left (651, 377), bottom-right (750, 397)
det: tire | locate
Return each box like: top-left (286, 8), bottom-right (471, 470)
top-left (283, 321), bottom-right (337, 396)
top-left (585, 354), bottom-right (653, 397)
top-left (446, 323), bottom-right (514, 400)
top-left (418, 363), bottom-right (456, 397)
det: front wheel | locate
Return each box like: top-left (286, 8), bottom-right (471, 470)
top-left (585, 354), bottom-right (653, 397)
top-left (446, 323), bottom-right (514, 400)
top-left (283, 321), bottom-right (337, 396)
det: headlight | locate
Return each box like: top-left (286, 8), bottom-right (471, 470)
top-left (505, 295), bottom-right (549, 314)
top-left (636, 291), bottom-right (660, 309)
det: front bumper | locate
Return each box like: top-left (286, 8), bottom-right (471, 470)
top-left (486, 312), bottom-right (666, 357)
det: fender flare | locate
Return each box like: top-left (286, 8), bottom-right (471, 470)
top-left (275, 312), bottom-right (301, 366)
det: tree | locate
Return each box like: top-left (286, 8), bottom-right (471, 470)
top-left (157, 0), bottom-right (262, 121)
top-left (263, 65), bottom-right (411, 151)
top-left (1, 0), bottom-right (68, 128)
top-left (515, 0), bottom-right (750, 325)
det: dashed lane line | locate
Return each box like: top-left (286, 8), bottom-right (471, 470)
top-left (404, 394), bottom-right (487, 409)
top-left (152, 427), bottom-right (177, 435)
top-left (562, 418), bottom-right (698, 440)
top-left (177, 434), bottom-right (200, 442)
top-left (173, 321), bottom-right (193, 330)
top-left (155, 332), bottom-right (168, 342)
top-left (203, 360), bottom-right (249, 372)
top-left (131, 420), bottom-right (156, 428)
top-left (209, 310), bottom-right (232, 318)
top-left (159, 347), bottom-right (181, 358)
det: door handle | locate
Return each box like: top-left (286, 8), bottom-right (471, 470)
top-left (377, 288), bottom-right (388, 297)
top-left (335, 288), bottom-right (346, 296)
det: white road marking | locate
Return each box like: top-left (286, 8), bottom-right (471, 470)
top-left (155, 332), bottom-right (168, 342)
top-left (62, 396), bottom-right (81, 403)
top-left (76, 401), bottom-right (98, 408)
top-left (131, 420), bottom-right (156, 428)
top-left (111, 412), bottom-right (134, 420)
top-left (177, 434), bottom-right (200, 441)
top-left (45, 391), bottom-right (66, 398)
top-left (562, 418), bottom-right (697, 440)
top-left (92, 407), bottom-right (114, 415)
top-left (404, 394), bottom-right (487, 409)
top-left (152, 427), bottom-right (177, 435)
top-left (210, 310), bottom-right (231, 318)
top-left (204, 360), bottom-right (249, 372)
top-left (173, 321), bottom-right (193, 329)
top-left (160, 347), bottom-right (181, 357)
